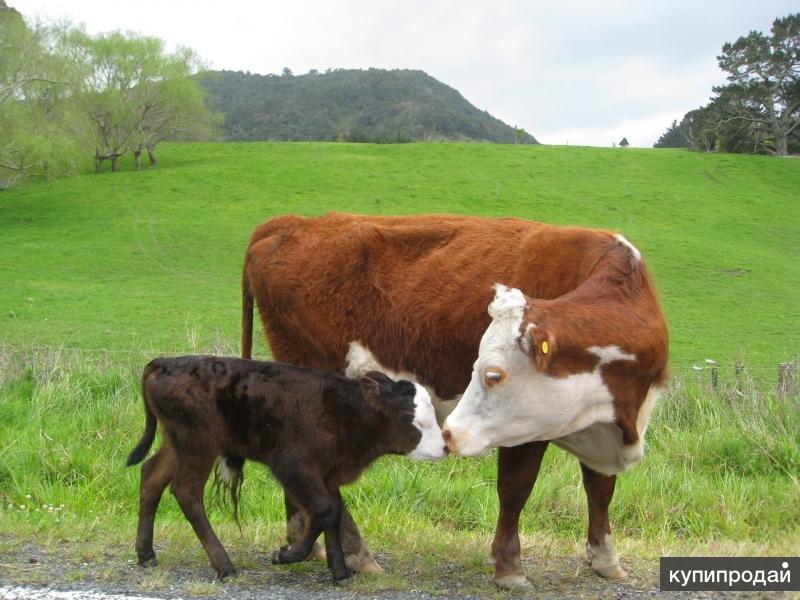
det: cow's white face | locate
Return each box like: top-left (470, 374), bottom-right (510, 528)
top-left (442, 285), bottom-right (617, 456)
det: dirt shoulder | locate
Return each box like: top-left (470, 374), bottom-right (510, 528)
top-left (0, 538), bottom-right (790, 599)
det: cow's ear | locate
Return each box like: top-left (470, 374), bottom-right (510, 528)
top-left (525, 326), bottom-right (556, 372)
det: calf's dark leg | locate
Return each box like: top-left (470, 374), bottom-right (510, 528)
top-left (491, 441), bottom-right (549, 589)
top-left (285, 494), bottom-right (326, 561)
top-left (135, 445), bottom-right (177, 567)
top-left (322, 489), bottom-right (349, 581)
top-left (273, 474), bottom-right (349, 580)
top-left (580, 462), bottom-right (626, 579)
top-left (170, 457), bottom-right (236, 578)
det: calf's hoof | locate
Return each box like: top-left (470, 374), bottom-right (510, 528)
top-left (309, 544), bottom-right (326, 561)
top-left (137, 554), bottom-right (158, 568)
top-left (215, 565), bottom-right (237, 580)
top-left (272, 545), bottom-right (310, 565)
top-left (494, 574), bottom-right (532, 590)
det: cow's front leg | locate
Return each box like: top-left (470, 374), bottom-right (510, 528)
top-left (491, 441), bottom-right (548, 589)
top-left (580, 462), bottom-right (626, 579)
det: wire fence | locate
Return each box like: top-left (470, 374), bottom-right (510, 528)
top-left (0, 343), bottom-right (797, 399)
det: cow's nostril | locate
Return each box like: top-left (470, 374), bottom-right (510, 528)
top-left (442, 427), bottom-right (452, 444)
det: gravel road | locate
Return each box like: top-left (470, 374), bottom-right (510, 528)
top-left (1, 541), bottom-right (794, 599)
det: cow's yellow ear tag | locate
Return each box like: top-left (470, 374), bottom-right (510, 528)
top-left (541, 341), bottom-right (549, 355)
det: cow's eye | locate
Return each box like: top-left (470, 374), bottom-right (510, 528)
top-left (484, 367), bottom-right (507, 387)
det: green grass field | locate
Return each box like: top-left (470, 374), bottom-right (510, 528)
top-left (2, 142), bottom-right (799, 364)
top-left (1, 143), bottom-right (798, 595)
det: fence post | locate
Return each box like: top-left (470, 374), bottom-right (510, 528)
top-left (777, 359), bottom-right (798, 399)
top-left (734, 362), bottom-right (744, 395)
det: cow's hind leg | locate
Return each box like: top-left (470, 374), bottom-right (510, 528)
top-left (580, 462), bottom-right (626, 579)
top-left (285, 494), bottom-right (326, 561)
top-left (491, 441), bottom-right (548, 589)
top-left (171, 457), bottom-right (236, 578)
top-left (135, 445), bottom-right (177, 567)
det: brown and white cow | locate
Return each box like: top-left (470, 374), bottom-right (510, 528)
top-left (241, 212), bottom-right (668, 588)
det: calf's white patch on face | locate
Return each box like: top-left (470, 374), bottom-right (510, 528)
top-left (443, 286), bottom-right (645, 459)
top-left (405, 384), bottom-right (447, 461)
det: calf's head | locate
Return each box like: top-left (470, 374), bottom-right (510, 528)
top-left (443, 285), bottom-right (614, 456)
top-left (359, 371), bottom-right (447, 460)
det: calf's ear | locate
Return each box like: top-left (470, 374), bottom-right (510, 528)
top-left (359, 375), bottom-right (382, 400)
top-left (359, 371), bottom-right (394, 399)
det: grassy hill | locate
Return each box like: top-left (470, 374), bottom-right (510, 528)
top-left (2, 142), bottom-right (798, 367)
top-left (200, 68), bottom-right (538, 144)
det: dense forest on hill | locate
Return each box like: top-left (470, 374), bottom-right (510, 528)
top-left (200, 68), bottom-right (538, 144)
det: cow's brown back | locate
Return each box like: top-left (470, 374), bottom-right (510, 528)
top-left (243, 212), bottom-right (645, 400)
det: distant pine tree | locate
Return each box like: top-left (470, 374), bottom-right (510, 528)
top-left (654, 119), bottom-right (690, 148)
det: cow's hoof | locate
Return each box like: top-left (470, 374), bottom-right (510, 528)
top-left (594, 563), bottom-right (627, 580)
top-left (331, 568), bottom-right (351, 582)
top-left (345, 552), bottom-right (383, 574)
top-left (494, 574), bottom-right (532, 590)
top-left (355, 558), bottom-right (383, 574)
top-left (309, 544), bottom-right (326, 561)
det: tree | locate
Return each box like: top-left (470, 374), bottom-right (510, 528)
top-left (619, 137), bottom-right (629, 147)
top-left (1, 3), bottom-right (82, 188)
top-left (125, 45), bottom-right (216, 169)
top-left (716, 13), bottom-right (800, 156)
top-left (58, 28), bottom-right (217, 172)
top-left (654, 119), bottom-right (691, 148)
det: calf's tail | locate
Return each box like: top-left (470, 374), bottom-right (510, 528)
top-left (126, 366), bottom-right (159, 467)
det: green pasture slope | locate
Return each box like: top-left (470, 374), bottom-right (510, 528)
top-left (1, 143), bottom-right (798, 595)
top-left (1, 142), bottom-right (799, 364)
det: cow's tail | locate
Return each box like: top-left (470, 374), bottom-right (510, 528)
top-left (126, 365), bottom-right (159, 467)
top-left (241, 261), bottom-right (254, 360)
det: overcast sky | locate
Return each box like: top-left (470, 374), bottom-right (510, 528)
top-left (13, 0), bottom-right (799, 147)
